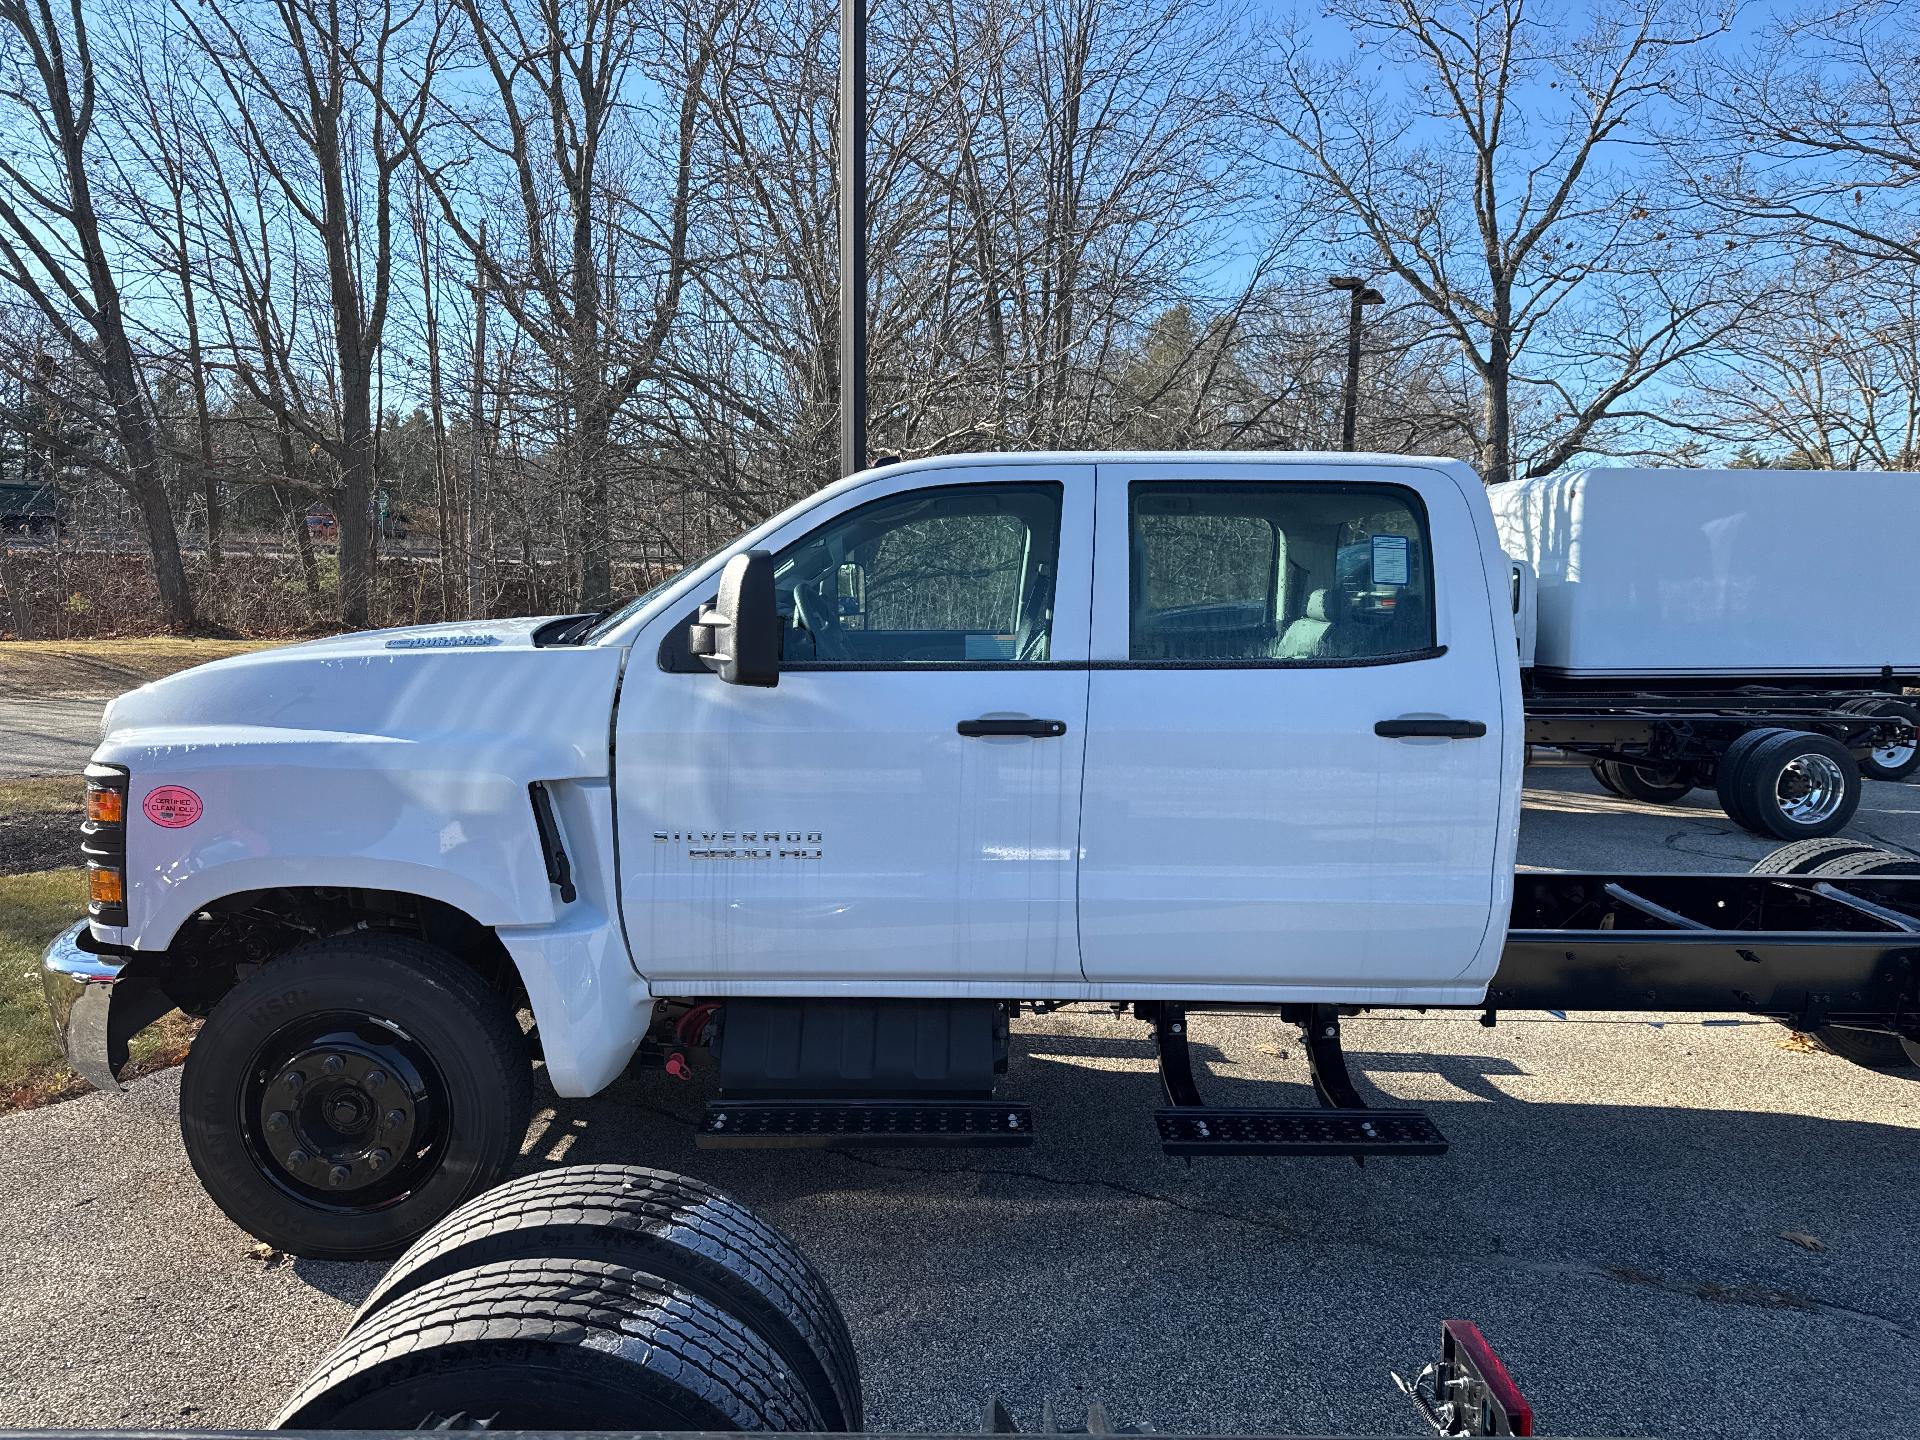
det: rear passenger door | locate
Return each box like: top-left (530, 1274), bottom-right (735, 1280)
top-left (1077, 461), bottom-right (1511, 995)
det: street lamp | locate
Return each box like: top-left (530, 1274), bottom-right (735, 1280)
top-left (1328, 275), bottom-right (1384, 452)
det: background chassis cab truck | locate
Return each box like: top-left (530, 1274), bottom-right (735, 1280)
top-left (1496, 468), bottom-right (1920, 840)
top-left (41, 451), bottom-right (1920, 1260)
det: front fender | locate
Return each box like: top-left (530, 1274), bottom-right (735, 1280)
top-left (96, 731), bottom-right (565, 950)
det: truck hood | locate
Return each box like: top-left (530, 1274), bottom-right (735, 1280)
top-left (99, 616), bottom-right (624, 778)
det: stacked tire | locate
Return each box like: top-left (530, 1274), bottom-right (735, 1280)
top-left (275, 1166), bottom-right (861, 1432)
top-left (1750, 842), bottom-right (1920, 1074)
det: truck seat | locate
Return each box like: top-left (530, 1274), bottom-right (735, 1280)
top-left (1271, 588), bottom-right (1337, 659)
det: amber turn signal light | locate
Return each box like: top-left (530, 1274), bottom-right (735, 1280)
top-left (88, 867), bottom-right (125, 906)
top-left (86, 788), bottom-right (125, 824)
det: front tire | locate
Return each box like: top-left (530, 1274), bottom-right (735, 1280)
top-left (1599, 760), bottom-right (1693, 804)
top-left (1843, 697), bottom-right (1920, 782)
top-left (181, 933), bottom-right (531, 1260)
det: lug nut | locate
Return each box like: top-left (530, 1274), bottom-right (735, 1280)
top-left (364, 1069), bottom-right (387, 1091)
top-left (384, 1108), bottom-right (407, 1129)
top-left (327, 1164), bottom-right (352, 1187)
top-left (265, 1110), bottom-right (291, 1133)
top-left (367, 1148), bottom-right (392, 1173)
top-left (285, 1149), bottom-right (310, 1168)
top-left (321, 1054), bottom-right (346, 1074)
top-left (281, 1070), bottom-right (305, 1093)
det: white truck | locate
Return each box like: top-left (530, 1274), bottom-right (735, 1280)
top-left (40, 452), bottom-right (1920, 1261)
top-left (1497, 468), bottom-right (1920, 837)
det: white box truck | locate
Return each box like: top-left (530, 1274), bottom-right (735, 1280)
top-left (1492, 468), bottom-right (1920, 838)
top-left (40, 451), bottom-right (1920, 1260)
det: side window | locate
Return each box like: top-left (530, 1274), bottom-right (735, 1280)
top-left (1129, 482), bottom-right (1434, 663)
top-left (774, 483), bottom-right (1063, 665)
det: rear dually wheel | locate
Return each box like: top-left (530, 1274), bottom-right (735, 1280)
top-left (1752, 845), bottom-right (1920, 1073)
top-left (1724, 730), bottom-right (1862, 840)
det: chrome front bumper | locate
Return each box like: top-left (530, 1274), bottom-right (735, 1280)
top-left (41, 920), bottom-right (133, 1091)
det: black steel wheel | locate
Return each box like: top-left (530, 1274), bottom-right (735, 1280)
top-left (1730, 731), bottom-right (1862, 840)
top-left (352, 1164), bottom-right (862, 1431)
top-left (239, 1014), bottom-right (447, 1210)
top-left (275, 1259), bottom-right (828, 1431)
top-left (182, 934), bottom-right (531, 1260)
top-left (1843, 697), bottom-right (1920, 782)
top-left (1599, 760), bottom-right (1693, 804)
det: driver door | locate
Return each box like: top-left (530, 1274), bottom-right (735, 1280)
top-left (615, 462), bottom-right (1093, 994)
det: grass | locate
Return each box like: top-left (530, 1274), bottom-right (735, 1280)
top-left (0, 868), bottom-right (197, 1113)
top-left (0, 776), bottom-right (80, 816)
top-left (0, 637), bottom-right (282, 699)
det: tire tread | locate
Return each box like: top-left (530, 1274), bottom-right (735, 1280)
top-left (352, 1163), bottom-right (860, 1430)
top-left (277, 1259), bottom-right (824, 1430)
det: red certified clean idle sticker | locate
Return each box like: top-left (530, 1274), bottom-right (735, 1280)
top-left (142, 786), bottom-right (203, 829)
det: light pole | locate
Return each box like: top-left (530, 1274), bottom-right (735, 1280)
top-left (839, 0), bottom-right (866, 478)
top-left (1328, 275), bottom-right (1383, 451)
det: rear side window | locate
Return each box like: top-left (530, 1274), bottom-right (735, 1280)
top-left (1129, 482), bottom-right (1434, 663)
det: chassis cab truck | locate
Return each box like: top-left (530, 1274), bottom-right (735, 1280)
top-left (42, 453), bottom-right (1920, 1258)
top-left (1497, 468), bottom-right (1920, 840)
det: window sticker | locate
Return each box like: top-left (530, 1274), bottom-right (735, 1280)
top-left (1371, 533), bottom-right (1411, 587)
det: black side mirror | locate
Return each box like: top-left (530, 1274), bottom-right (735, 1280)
top-left (689, 550), bottom-right (779, 687)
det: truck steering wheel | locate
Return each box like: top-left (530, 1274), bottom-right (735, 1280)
top-left (791, 582), bottom-right (847, 661)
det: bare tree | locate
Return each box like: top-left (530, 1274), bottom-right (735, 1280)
top-left (174, 0), bottom-right (451, 627)
top-left (407, 0), bottom-right (731, 608)
top-left (1674, 254), bottom-right (1920, 468)
top-left (0, 0), bottom-right (197, 628)
top-left (1254, 0), bottom-right (1751, 483)
top-left (1683, 1), bottom-right (1920, 274)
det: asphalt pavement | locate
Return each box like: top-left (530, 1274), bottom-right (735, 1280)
top-left (0, 771), bottom-right (1917, 1437)
top-left (0, 698), bottom-right (105, 778)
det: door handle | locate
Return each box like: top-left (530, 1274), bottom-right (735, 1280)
top-left (1375, 718), bottom-right (1487, 739)
top-left (958, 717), bottom-right (1069, 739)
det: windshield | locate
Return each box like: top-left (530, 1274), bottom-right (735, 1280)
top-left (577, 538), bottom-right (736, 643)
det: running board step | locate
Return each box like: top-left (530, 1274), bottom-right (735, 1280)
top-left (699, 1099), bottom-right (1034, 1149)
top-left (1155, 1106), bottom-right (1448, 1157)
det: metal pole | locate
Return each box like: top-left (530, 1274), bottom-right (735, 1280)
top-left (467, 220), bottom-right (487, 618)
top-left (1340, 290), bottom-right (1362, 451)
top-left (838, 0), bottom-right (867, 478)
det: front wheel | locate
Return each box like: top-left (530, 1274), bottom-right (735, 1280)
top-left (1598, 759), bottom-right (1693, 804)
top-left (1843, 697), bottom-right (1920, 782)
top-left (181, 933), bottom-right (531, 1260)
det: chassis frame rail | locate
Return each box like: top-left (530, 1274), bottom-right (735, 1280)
top-left (1493, 874), bottom-right (1920, 1029)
